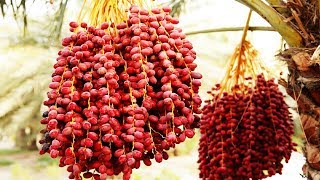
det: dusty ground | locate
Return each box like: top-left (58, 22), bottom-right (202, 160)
top-left (0, 150), bottom-right (306, 180)
top-left (0, 150), bottom-right (198, 180)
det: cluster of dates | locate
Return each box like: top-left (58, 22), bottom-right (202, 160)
top-left (198, 74), bottom-right (296, 180)
top-left (39, 5), bottom-right (202, 180)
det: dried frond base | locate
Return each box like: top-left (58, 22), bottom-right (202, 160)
top-left (279, 47), bottom-right (320, 177)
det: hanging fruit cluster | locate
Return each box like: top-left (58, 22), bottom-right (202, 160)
top-left (39, 3), bottom-right (202, 180)
top-left (198, 12), bottom-right (296, 180)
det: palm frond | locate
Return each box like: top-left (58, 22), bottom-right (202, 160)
top-left (0, 53), bottom-right (52, 97)
top-left (21, 0), bottom-right (28, 37)
top-left (0, 0), bottom-right (6, 16)
top-left (1, 0), bottom-right (69, 44)
top-left (0, 73), bottom-right (51, 119)
top-left (0, 97), bottom-right (42, 133)
top-left (168, 0), bottom-right (187, 17)
top-left (48, 0), bottom-right (69, 42)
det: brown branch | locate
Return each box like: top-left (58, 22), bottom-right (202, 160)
top-left (185, 26), bottom-right (275, 36)
top-left (266, 0), bottom-right (289, 14)
top-left (291, 8), bottom-right (315, 42)
top-left (240, 10), bottom-right (253, 46)
top-left (236, 0), bottom-right (304, 47)
top-left (318, 0), bottom-right (320, 27)
top-left (279, 79), bottom-right (320, 118)
top-left (266, 0), bottom-right (283, 5)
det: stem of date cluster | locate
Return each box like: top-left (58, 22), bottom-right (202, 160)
top-left (141, 56), bottom-right (148, 100)
top-left (165, 110), bottom-right (168, 136)
top-left (120, 54), bottom-right (136, 118)
top-left (219, 115), bottom-right (225, 168)
top-left (229, 93), bottom-right (236, 148)
top-left (157, 19), bottom-right (195, 111)
top-left (103, 46), bottom-right (117, 148)
top-left (106, 82), bottom-right (111, 107)
top-left (121, 54), bottom-right (135, 107)
top-left (47, 37), bottom-right (77, 162)
top-left (70, 76), bottom-right (75, 95)
top-left (135, 13), bottom-right (158, 153)
top-left (265, 82), bottom-right (279, 146)
top-left (150, 125), bottom-right (165, 138)
top-left (69, 75), bottom-right (77, 159)
top-left (171, 102), bottom-right (175, 132)
top-left (245, 48), bottom-right (259, 86)
top-left (149, 12), bottom-right (195, 136)
top-left (240, 10), bottom-right (252, 52)
top-left (248, 103), bottom-right (254, 151)
top-left (148, 122), bottom-right (156, 154)
top-left (54, 43), bottom-right (74, 109)
top-left (54, 66), bottom-right (67, 109)
top-left (233, 91), bottom-right (254, 133)
top-left (150, 31), bottom-right (181, 134)
top-left (137, 13), bottom-right (149, 101)
top-left (99, 128), bottom-right (102, 149)
top-left (122, 56), bottom-right (138, 150)
top-left (70, 116), bottom-right (76, 159)
top-left (84, 131), bottom-right (89, 159)
top-left (128, 86), bottom-right (135, 107)
top-left (168, 81), bottom-right (176, 133)
top-left (83, 69), bottom-right (93, 153)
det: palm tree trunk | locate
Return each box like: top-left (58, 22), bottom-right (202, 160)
top-left (279, 47), bottom-right (320, 179)
top-left (237, 0), bottom-right (320, 179)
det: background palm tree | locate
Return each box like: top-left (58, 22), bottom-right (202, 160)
top-left (0, 0), bottom-right (72, 150)
top-left (0, 0), bottom-right (70, 45)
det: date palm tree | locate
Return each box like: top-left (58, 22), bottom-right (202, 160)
top-left (0, 0), bottom-right (71, 150)
top-left (235, 0), bottom-right (320, 178)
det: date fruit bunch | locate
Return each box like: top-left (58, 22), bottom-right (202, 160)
top-left (198, 39), bottom-right (296, 179)
top-left (38, 4), bottom-right (202, 180)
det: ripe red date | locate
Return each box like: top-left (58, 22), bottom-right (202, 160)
top-left (40, 5), bottom-right (202, 180)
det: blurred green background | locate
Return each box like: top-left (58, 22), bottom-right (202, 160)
top-left (0, 0), bottom-right (305, 179)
